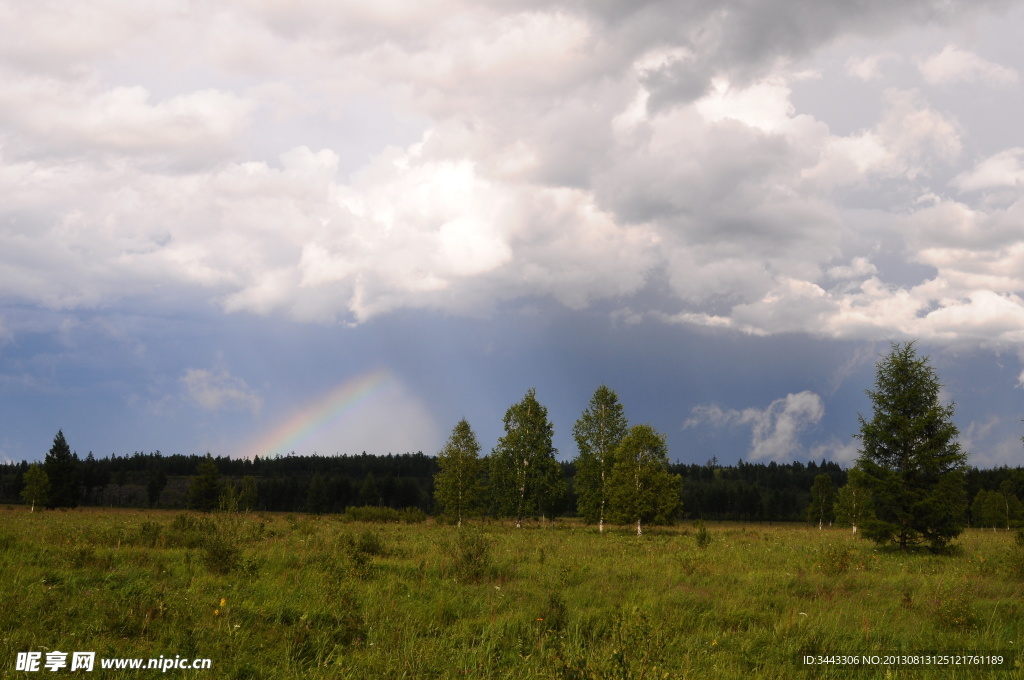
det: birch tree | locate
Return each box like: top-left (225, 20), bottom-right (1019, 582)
top-left (491, 389), bottom-right (561, 528)
top-left (834, 467), bottom-right (873, 535)
top-left (573, 385), bottom-right (628, 532)
top-left (607, 424), bottom-right (682, 535)
top-left (20, 464), bottom-right (49, 512)
top-left (807, 474), bottom-right (836, 530)
top-left (434, 419), bottom-right (484, 526)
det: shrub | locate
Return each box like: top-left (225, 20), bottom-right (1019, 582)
top-left (342, 530), bottom-right (386, 579)
top-left (816, 545), bottom-right (852, 576)
top-left (340, 505), bottom-right (427, 523)
top-left (202, 533), bottom-right (241, 575)
top-left (694, 521), bottom-right (712, 549)
top-left (931, 584), bottom-right (975, 630)
top-left (450, 528), bottom-right (492, 583)
top-left (137, 521), bottom-right (163, 548)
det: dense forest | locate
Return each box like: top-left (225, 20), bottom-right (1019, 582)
top-left (1, 447), bottom-right (1021, 525)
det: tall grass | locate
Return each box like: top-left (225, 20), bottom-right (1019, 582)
top-left (1, 507), bottom-right (1021, 678)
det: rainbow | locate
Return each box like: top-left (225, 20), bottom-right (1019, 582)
top-left (242, 368), bottom-right (395, 459)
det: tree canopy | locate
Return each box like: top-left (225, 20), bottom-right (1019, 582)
top-left (607, 424), bottom-right (682, 535)
top-left (490, 389), bottom-right (563, 528)
top-left (573, 385), bottom-right (629, 532)
top-left (856, 341), bottom-right (968, 550)
top-left (44, 430), bottom-right (81, 509)
top-left (434, 419), bottom-right (484, 525)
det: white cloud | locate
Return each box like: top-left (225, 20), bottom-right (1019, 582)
top-left (181, 368), bottom-right (262, 414)
top-left (918, 45), bottom-right (1019, 87)
top-left (953, 148), bottom-right (1024, 192)
top-left (810, 438), bottom-right (860, 464)
top-left (845, 52), bottom-right (900, 81)
top-left (0, 0), bottom-right (1020, 353)
top-left (0, 75), bottom-right (252, 162)
top-left (686, 391), bottom-right (825, 461)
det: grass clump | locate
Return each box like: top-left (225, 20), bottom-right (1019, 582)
top-left (815, 544), bottom-right (852, 576)
top-left (694, 520), bottom-right (712, 549)
top-left (449, 527), bottom-right (493, 583)
top-left (340, 506), bottom-right (427, 523)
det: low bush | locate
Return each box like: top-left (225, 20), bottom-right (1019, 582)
top-left (340, 505), bottom-right (427, 523)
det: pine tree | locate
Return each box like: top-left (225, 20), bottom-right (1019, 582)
top-left (44, 430), bottom-right (81, 508)
top-left (434, 419), bottom-right (484, 526)
top-left (307, 473), bottom-right (329, 514)
top-left (147, 468), bottom-right (167, 508)
top-left (607, 424), bottom-right (682, 535)
top-left (189, 454), bottom-right (222, 512)
top-left (490, 388), bottom-right (562, 528)
top-left (573, 385), bottom-right (629, 532)
top-left (20, 464), bottom-right (50, 512)
top-left (239, 476), bottom-right (258, 512)
top-left (856, 341), bottom-right (968, 551)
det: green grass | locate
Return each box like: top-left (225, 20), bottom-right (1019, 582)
top-left (1, 508), bottom-right (1022, 679)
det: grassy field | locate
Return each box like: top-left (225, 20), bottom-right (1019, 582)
top-left (1, 508), bottom-right (1022, 679)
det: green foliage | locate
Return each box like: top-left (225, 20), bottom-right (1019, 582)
top-left (343, 530), bottom-right (387, 578)
top-left (202, 531), bottom-right (241, 574)
top-left (239, 475), bottom-right (258, 512)
top-left (694, 520), bottom-right (712, 549)
top-left (189, 453), bottom-right (223, 512)
top-left (434, 419), bottom-right (485, 525)
top-left (43, 429), bottom-right (81, 508)
top-left (572, 385), bottom-right (629, 531)
top-left (833, 467), bottom-right (874, 534)
top-left (340, 505), bottom-right (427, 523)
top-left (930, 583), bottom-right (976, 631)
top-left (490, 388), bottom-right (565, 527)
top-left (973, 483), bottom-right (1023, 530)
top-left (146, 467), bottom-right (167, 507)
top-left (815, 544), bottom-right (852, 576)
top-left (607, 424), bottom-right (682, 534)
top-left (806, 474), bottom-right (836, 529)
top-left (448, 527), bottom-right (493, 583)
top-left (20, 463), bottom-right (49, 512)
top-left (3, 510), bottom-right (1024, 678)
top-left (306, 473), bottom-right (329, 514)
top-left (856, 341), bottom-right (968, 551)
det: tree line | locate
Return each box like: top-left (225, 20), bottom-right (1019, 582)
top-left (3, 343), bottom-right (1022, 539)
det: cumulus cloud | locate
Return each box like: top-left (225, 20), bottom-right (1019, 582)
top-left (686, 391), bottom-right (825, 461)
top-left (0, 0), bottom-right (1021, 350)
top-left (953, 148), bottom-right (1024, 192)
top-left (181, 368), bottom-right (262, 414)
top-left (918, 45), bottom-right (1019, 87)
top-left (845, 52), bottom-right (901, 81)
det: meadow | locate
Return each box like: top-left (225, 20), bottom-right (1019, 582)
top-left (1, 508), bottom-right (1022, 679)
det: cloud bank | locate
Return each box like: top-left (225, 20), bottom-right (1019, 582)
top-left (1, 0), bottom-right (1023, 350)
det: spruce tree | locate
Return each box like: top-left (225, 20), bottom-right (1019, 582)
top-left (573, 385), bottom-right (628, 532)
top-left (44, 430), bottom-right (81, 508)
top-left (856, 341), bottom-right (968, 551)
top-left (189, 454), bottom-right (222, 512)
top-left (434, 419), bottom-right (484, 526)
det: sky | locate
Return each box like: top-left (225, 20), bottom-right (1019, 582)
top-left (2, 0), bottom-right (1024, 468)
